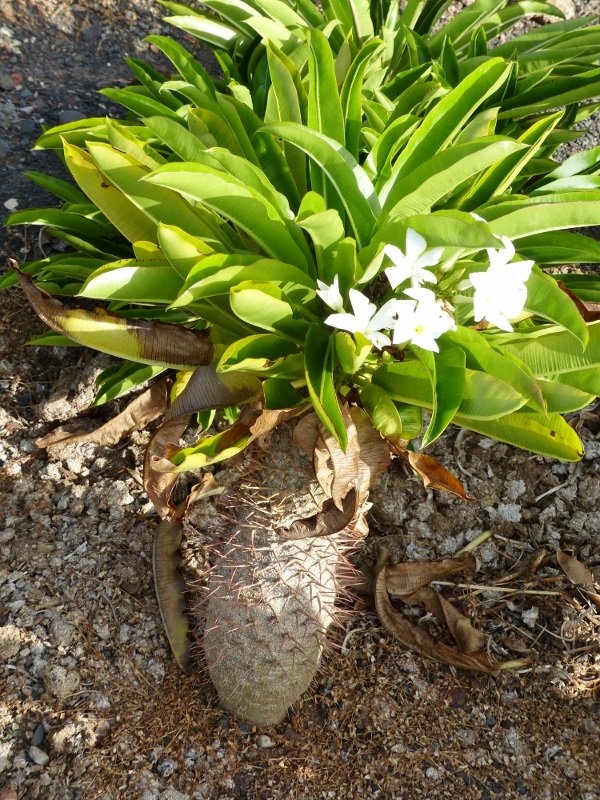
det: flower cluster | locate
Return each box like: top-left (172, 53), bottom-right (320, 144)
top-left (317, 228), bottom-right (533, 352)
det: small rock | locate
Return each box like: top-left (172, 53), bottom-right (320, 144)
top-left (31, 724), bottom-right (46, 747)
top-left (283, 726), bottom-right (302, 741)
top-left (256, 734), bottom-right (276, 749)
top-left (156, 759), bottom-right (177, 778)
top-left (28, 745), bottom-right (50, 766)
top-left (0, 71), bottom-right (13, 90)
top-left (3, 198), bottom-right (18, 212)
top-left (43, 664), bottom-right (81, 703)
top-left (58, 109), bottom-right (86, 125)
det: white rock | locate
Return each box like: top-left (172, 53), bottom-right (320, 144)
top-left (256, 734), bottom-right (276, 748)
top-left (29, 745), bottom-right (50, 766)
top-left (3, 197), bottom-right (18, 211)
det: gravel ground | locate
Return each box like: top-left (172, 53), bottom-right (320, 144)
top-left (1, 2), bottom-right (600, 799)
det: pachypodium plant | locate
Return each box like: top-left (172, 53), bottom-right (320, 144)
top-left (5, 0), bottom-right (600, 725)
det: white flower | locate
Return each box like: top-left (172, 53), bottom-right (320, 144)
top-left (316, 274), bottom-right (344, 312)
top-left (470, 237), bottom-right (534, 331)
top-left (383, 228), bottom-right (444, 289)
top-left (325, 289), bottom-right (398, 349)
top-left (392, 287), bottom-right (455, 352)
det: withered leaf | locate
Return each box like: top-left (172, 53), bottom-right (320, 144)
top-left (374, 548), bottom-right (517, 673)
top-left (351, 406), bottom-right (391, 499)
top-left (281, 487), bottom-right (358, 540)
top-left (558, 281), bottom-right (600, 322)
top-left (292, 411), bottom-right (320, 459)
top-left (316, 403), bottom-right (360, 509)
top-left (407, 451), bottom-right (472, 500)
top-left (37, 378), bottom-right (169, 449)
top-left (556, 549), bottom-right (600, 608)
top-left (16, 266), bottom-right (213, 369)
top-left (153, 515), bottom-right (190, 672)
top-left (143, 366), bottom-right (260, 517)
top-left (385, 553), bottom-right (476, 597)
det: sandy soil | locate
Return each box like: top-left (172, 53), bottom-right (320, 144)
top-left (1, 2), bottom-right (599, 799)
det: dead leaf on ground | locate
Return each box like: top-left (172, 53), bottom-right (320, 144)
top-left (281, 487), bottom-right (358, 540)
top-left (374, 548), bottom-right (525, 673)
top-left (556, 549), bottom-right (600, 609)
top-left (153, 515), bottom-right (190, 672)
top-left (407, 451), bottom-right (473, 500)
top-left (37, 377), bottom-right (169, 448)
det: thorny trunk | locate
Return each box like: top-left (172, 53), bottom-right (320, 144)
top-left (184, 425), bottom-right (363, 726)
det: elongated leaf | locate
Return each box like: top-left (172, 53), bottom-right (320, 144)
top-left (340, 39), bottom-right (384, 159)
top-left (163, 13), bottom-right (243, 50)
top-left (262, 122), bottom-right (379, 246)
top-left (17, 269), bottom-right (213, 369)
top-left (373, 360), bottom-right (526, 419)
top-left (502, 321), bottom-right (600, 377)
top-left (94, 361), bottom-right (167, 405)
top-left (382, 137), bottom-right (524, 218)
top-left (516, 231), bottom-right (600, 265)
top-left (230, 282), bottom-right (309, 340)
top-left (143, 115), bottom-right (209, 162)
top-left (153, 517), bottom-right (190, 671)
top-left (419, 343), bottom-right (466, 447)
top-left (146, 162), bottom-right (312, 269)
top-left (484, 194), bottom-right (600, 239)
top-left (536, 379), bottom-right (595, 413)
top-left (173, 259), bottom-right (315, 307)
top-left (447, 326), bottom-right (545, 412)
top-left (145, 34), bottom-right (216, 97)
top-left (305, 324), bottom-right (348, 449)
top-left (454, 409), bottom-right (583, 461)
top-left (25, 171), bottom-right (88, 205)
top-left (390, 59), bottom-right (511, 181)
top-left (87, 142), bottom-right (227, 245)
top-left (79, 262), bottom-right (183, 304)
top-left (62, 142), bottom-right (158, 244)
top-left (525, 270), bottom-right (588, 347)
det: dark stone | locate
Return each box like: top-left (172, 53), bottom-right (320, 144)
top-left (58, 109), bottom-right (86, 125)
top-left (31, 724), bottom-right (45, 747)
top-left (500, 719), bottom-right (512, 729)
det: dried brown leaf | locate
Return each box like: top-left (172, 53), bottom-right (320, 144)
top-left (350, 406), bottom-right (391, 499)
top-left (292, 412), bottom-right (320, 459)
top-left (16, 266), bottom-right (213, 368)
top-left (375, 548), bottom-right (513, 673)
top-left (36, 378), bottom-right (169, 449)
top-left (153, 516), bottom-right (190, 671)
top-left (281, 487), bottom-right (358, 540)
top-left (385, 553), bottom-right (476, 597)
top-left (410, 586), bottom-right (485, 653)
top-left (407, 451), bottom-right (473, 500)
top-left (558, 282), bottom-right (600, 321)
top-left (317, 404), bottom-right (360, 509)
top-left (556, 549), bottom-right (600, 608)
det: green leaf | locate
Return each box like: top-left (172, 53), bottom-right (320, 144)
top-left (173, 259), bottom-right (315, 307)
top-left (381, 137), bottom-right (525, 218)
top-left (418, 343), bottom-right (466, 447)
top-left (218, 333), bottom-right (298, 373)
top-left (360, 383), bottom-right (405, 438)
top-left (525, 269), bottom-right (588, 347)
top-left (340, 39), bottom-right (384, 159)
top-left (262, 122), bottom-right (380, 246)
top-left (515, 231), bottom-right (600, 265)
top-left (389, 58), bottom-right (511, 181)
top-left (373, 359), bottom-right (526, 419)
top-left (447, 325), bottom-right (545, 412)
top-left (454, 409), bottom-right (583, 461)
top-left (100, 87), bottom-right (184, 122)
top-left (557, 272), bottom-right (600, 301)
top-left (87, 141), bottom-right (226, 245)
top-left (34, 118), bottom-right (109, 150)
top-left (484, 193), bottom-right (600, 239)
top-left (25, 171), bottom-right (87, 205)
top-left (162, 13), bottom-right (242, 50)
top-left (229, 282), bottom-right (309, 340)
top-left (262, 377), bottom-right (304, 409)
top-left (501, 321), bottom-right (600, 377)
top-left (157, 224), bottom-right (215, 280)
top-left (143, 115), bottom-right (209, 162)
top-left (304, 324), bottom-right (348, 448)
top-left (145, 34), bottom-right (216, 97)
top-left (94, 361), bottom-right (167, 405)
top-left (79, 261), bottom-right (184, 304)
top-left (145, 162), bottom-right (313, 269)
top-left (535, 379), bottom-right (595, 414)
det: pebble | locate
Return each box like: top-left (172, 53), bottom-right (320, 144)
top-left (31, 724), bottom-right (45, 747)
top-left (28, 745), bottom-right (49, 766)
top-left (256, 734), bottom-right (276, 749)
top-left (58, 109), bottom-right (86, 124)
top-left (3, 198), bottom-right (18, 212)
